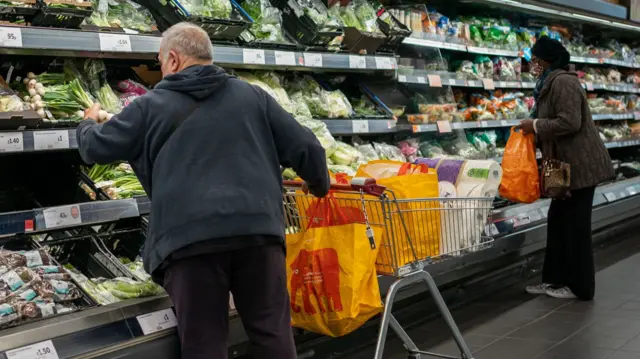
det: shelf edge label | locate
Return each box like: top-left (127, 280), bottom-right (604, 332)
top-left (242, 49), bottom-right (266, 65)
top-left (99, 33), bottom-right (132, 52)
top-left (0, 27), bottom-right (22, 48)
top-left (0, 132), bottom-right (23, 152)
top-left (5, 340), bottom-right (59, 359)
top-left (42, 205), bottom-right (82, 229)
top-left (274, 51), bottom-right (295, 66)
top-left (33, 131), bottom-right (69, 151)
top-left (137, 308), bottom-right (178, 335)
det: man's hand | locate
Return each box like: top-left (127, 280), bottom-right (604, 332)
top-left (519, 119), bottom-right (535, 134)
top-left (84, 103), bottom-right (102, 122)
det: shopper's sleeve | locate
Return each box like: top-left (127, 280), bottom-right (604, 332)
top-left (265, 93), bottom-right (330, 198)
top-left (534, 77), bottom-right (583, 140)
top-left (76, 100), bottom-right (145, 164)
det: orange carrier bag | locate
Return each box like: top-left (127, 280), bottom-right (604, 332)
top-left (286, 194), bottom-right (383, 337)
top-left (499, 128), bottom-right (541, 203)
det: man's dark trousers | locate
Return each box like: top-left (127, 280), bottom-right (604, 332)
top-left (163, 243), bottom-right (297, 359)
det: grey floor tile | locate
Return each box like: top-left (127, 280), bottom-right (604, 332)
top-left (607, 351), bottom-right (640, 359)
top-left (473, 337), bottom-right (555, 359)
top-left (535, 341), bottom-right (614, 359)
top-left (506, 311), bottom-right (592, 342)
top-left (619, 335), bottom-right (640, 352)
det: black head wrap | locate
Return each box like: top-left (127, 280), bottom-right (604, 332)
top-left (531, 36), bottom-right (571, 70)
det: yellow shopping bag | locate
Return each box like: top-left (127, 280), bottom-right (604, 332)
top-left (286, 222), bottom-right (384, 337)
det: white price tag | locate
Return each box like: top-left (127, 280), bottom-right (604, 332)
top-left (540, 206), bottom-right (550, 218)
top-left (348, 55), bottom-right (367, 69)
top-left (98, 33), bottom-right (132, 52)
top-left (242, 49), bottom-right (266, 65)
top-left (500, 120), bottom-right (509, 126)
top-left (303, 53), bottom-right (322, 67)
top-left (5, 340), bottom-right (59, 359)
top-left (42, 205), bottom-right (82, 229)
top-left (351, 120), bottom-right (369, 133)
top-left (137, 308), bottom-right (178, 335)
top-left (452, 122), bottom-right (463, 129)
top-left (448, 78), bottom-right (457, 86)
top-left (482, 79), bottom-right (495, 90)
top-left (374, 56), bottom-right (394, 69)
top-left (627, 186), bottom-right (638, 196)
top-left (0, 132), bottom-right (23, 152)
top-left (604, 192), bottom-right (617, 202)
top-left (33, 131), bottom-right (69, 150)
top-left (398, 75), bottom-right (407, 82)
top-left (0, 27), bottom-right (22, 48)
top-left (480, 121), bottom-right (488, 128)
top-left (436, 120), bottom-right (452, 133)
top-left (274, 51), bottom-right (296, 66)
top-left (427, 74), bottom-right (442, 87)
top-left (417, 77), bottom-right (426, 84)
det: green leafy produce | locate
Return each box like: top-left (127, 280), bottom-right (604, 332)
top-left (238, 72), bottom-right (294, 114)
top-left (330, 141), bottom-right (360, 166)
top-left (328, 164), bottom-right (355, 176)
top-left (297, 118), bottom-right (337, 157)
top-left (42, 84), bottom-right (84, 117)
top-left (285, 76), bottom-right (352, 118)
top-left (352, 96), bottom-right (378, 116)
top-left (88, 0), bottom-right (156, 33)
top-left (178, 0), bottom-right (233, 18)
top-left (243, 0), bottom-right (289, 43)
top-left (69, 79), bottom-right (95, 109)
top-left (353, 0), bottom-right (378, 33)
top-left (86, 163), bottom-right (146, 199)
top-left (282, 168), bottom-right (297, 179)
top-left (101, 277), bottom-right (163, 299)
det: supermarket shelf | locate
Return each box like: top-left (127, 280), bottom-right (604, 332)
top-left (571, 56), bottom-right (640, 69)
top-left (0, 199), bottom-right (140, 237)
top-left (321, 119), bottom-right (397, 135)
top-left (0, 26), bottom-right (396, 72)
top-left (592, 113), bottom-right (637, 121)
top-left (604, 138), bottom-right (640, 149)
top-left (401, 34), bottom-right (468, 52)
top-left (405, 120), bottom-right (520, 133)
top-left (583, 83), bottom-right (640, 93)
top-left (0, 129), bottom-right (77, 154)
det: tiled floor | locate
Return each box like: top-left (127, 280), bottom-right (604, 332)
top-left (350, 241), bottom-right (640, 359)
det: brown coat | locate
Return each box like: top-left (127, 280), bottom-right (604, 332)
top-left (535, 69), bottom-right (615, 190)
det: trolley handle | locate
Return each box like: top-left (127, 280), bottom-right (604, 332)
top-left (283, 177), bottom-right (386, 197)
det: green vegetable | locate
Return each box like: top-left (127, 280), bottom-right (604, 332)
top-left (330, 141), bottom-right (360, 166)
top-left (177, 0), bottom-right (233, 19)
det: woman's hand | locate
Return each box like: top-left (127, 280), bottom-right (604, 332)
top-left (519, 119), bottom-right (535, 134)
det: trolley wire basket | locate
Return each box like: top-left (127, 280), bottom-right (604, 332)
top-left (283, 178), bottom-right (494, 359)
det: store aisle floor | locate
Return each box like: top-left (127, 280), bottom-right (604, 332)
top-left (347, 239), bottom-right (640, 359)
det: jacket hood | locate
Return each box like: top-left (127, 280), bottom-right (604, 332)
top-left (154, 65), bottom-right (229, 100)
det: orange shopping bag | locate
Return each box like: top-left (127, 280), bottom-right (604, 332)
top-left (499, 128), bottom-right (540, 203)
top-left (286, 194), bottom-right (383, 337)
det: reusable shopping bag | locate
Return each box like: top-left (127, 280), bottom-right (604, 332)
top-left (356, 160), bottom-right (432, 179)
top-left (499, 128), bottom-right (540, 204)
top-left (286, 195), bottom-right (383, 337)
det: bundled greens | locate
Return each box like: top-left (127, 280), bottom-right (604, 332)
top-left (238, 72), bottom-right (294, 114)
top-left (99, 277), bottom-right (163, 299)
top-left (86, 163), bottom-right (146, 199)
top-left (178, 0), bottom-right (233, 18)
top-left (330, 141), bottom-right (361, 166)
top-left (243, 0), bottom-right (289, 43)
top-left (285, 75), bottom-right (353, 118)
top-left (87, 0), bottom-right (156, 33)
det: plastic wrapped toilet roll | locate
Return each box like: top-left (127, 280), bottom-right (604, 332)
top-left (438, 181), bottom-right (457, 198)
top-left (456, 181), bottom-right (499, 198)
top-left (439, 204), bottom-right (491, 256)
top-left (459, 160), bottom-right (502, 185)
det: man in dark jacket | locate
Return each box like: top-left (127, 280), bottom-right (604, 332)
top-left (77, 22), bottom-right (330, 359)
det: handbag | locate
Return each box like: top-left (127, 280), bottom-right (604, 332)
top-left (541, 141), bottom-right (571, 199)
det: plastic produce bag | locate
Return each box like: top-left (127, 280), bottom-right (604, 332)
top-left (179, 0), bottom-right (233, 18)
top-left (498, 128), bottom-right (540, 203)
top-left (297, 118), bottom-right (337, 157)
top-left (242, 0), bottom-right (290, 43)
top-left (330, 142), bottom-right (360, 166)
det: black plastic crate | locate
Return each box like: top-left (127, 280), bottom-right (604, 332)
top-left (375, 7), bottom-right (410, 51)
top-left (269, 0), bottom-right (341, 47)
top-left (135, 0), bottom-right (252, 42)
top-left (0, 0), bottom-right (39, 23)
top-left (32, 0), bottom-right (93, 29)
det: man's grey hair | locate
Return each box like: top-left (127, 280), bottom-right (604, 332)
top-left (160, 22), bottom-right (214, 62)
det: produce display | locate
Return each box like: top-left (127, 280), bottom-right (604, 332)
top-left (0, 249), bottom-right (82, 327)
top-left (242, 0), bottom-right (289, 43)
top-left (84, 163), bottom-right (146, 199)
top-left (285, 75), bottom-right (353, 118)
top-left (86, 0), bottom-right (157, 33)
top-left (178, 0), bottom-right (233, 18)
top-left (588, 94), bottom-right (634, 114)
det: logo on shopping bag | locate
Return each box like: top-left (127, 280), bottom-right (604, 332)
top-left (290, 248), bottom-right (343, 315)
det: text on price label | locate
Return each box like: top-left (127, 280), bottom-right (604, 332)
top-left (0, 132), bottom-right (23, 152)
top-left (43, 205), bottom-right (82, 229)
top-left (303, 53), bottom-right (322, 67)
top-left (33, 131), bottom-right (69, 150)
top-left (374, 56), bottom-right (394, 69)
top-left (0, 27), bottom-right (22, 48)
top-left (348, 55), bottom-right (367, 69)
top-left (351, 120), bottom-right (369, 133)
top-left (274, 51), bottom-right (295, 66)
top-left (242, 49), bottom-right (266, 65)
top-left (99, 33), bottom-right (132, 52)
top-left (137, 308), bottom-right (178, 335)
top-left (5, 340), bottom-right (59, 359)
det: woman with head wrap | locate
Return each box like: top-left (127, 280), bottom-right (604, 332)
top-left (520, 36), bottom-right (614, 301)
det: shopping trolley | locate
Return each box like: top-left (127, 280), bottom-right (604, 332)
top-left (283, 178), bottom-right (495, 359)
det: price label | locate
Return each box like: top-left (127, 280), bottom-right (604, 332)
top-left (0, 132), bottom-right (23, 152)
top-left (479, 121), bottom-right (488, 128)
top-left (452, 122), bottom-right (463, 129)
top-left (242, 49), bottom-right (266, 65)
top-left (586, 82), bottom-right (594, 91)
top-left (484, 223), bottom-right (499, 236)
top-left (619, 191), bottom-right (628, 199)
top-left (501, 120), bottom-right (509, 126)
top-left (417, 77), bottom-right (426, 84)
top-left (467, 80), bottom-right (479, 87)
top-left (398, 75), bottom-right (407, 82)
top-left (5, 340), bottom-right (59, 359)
top-left (274, 51), bottom-right (296, 66)
top-left (427, 74), bottom-right (442, 87)
top-left (348, 55), bottom-right (367, 69)
top-left (627, 186), bottom-right (638, 195)
top-left (540, 206), bottom-right (550, 218)
top-left (375, 56), bottom-right (394, 69)
top-left (411, 125), bottom-right (420, 133)
top-left (482, 79), bottom-right (495, 90)
top-left (351, 120), bottom-right (369, 133)
top-left (33, 131), bottom-right (69, 150)
top-left (98, 33), bottom-right (132, 52)
top-left (42, 205), bottom-right (82, 229)
top-left (303, 53), bottom-right (322, 67)
top-left (0, 27), bottom-right (22, 48)
top-left (604, 192), bottom-right (617, 202)
top-left (528, 210), bottom-right (542, 222)
top-left (514, 214), bottom-right (531, 227)
top-left (137, 308), bottom-right (178, 335)
top-left (448, 78), bottom-right (457, 86)
top-left (436, 120), bottom-right (452, 133)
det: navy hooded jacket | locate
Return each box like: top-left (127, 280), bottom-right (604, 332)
top-left (76, 65), bottom-right (330, 274)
